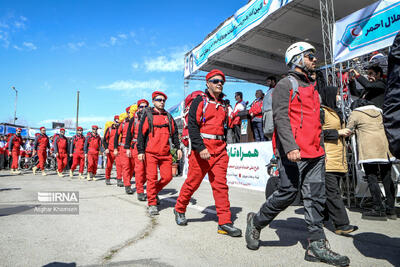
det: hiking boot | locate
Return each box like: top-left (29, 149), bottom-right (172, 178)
top-left (117, 179), bottom-right (124, 187)
top-left (57, 171), bottom-right (64, 177)
top-left (42, 171), bottom-right (47, 176)
top-left (32, 166), bottom-right (37, 175)
top-left (14, 170), bottom-right (22, 175)
top-left (245, 212), bottom-right (261, 250)
top-left (87, 173), bottom-right (92, 181)
top-left (92, 175), bottom-right (97, 181)
top-left (362, 209), bottom-right (387, 221)
top-left (105, 179), bottom-right (111, 185)
top-left (10, 169), bottom-right (16, 175)
top-left (148, 205), bottom-right (159, 216)
top-left (218, 223), bottom-right (242, 237)
top-left (78, 173), bottom-right (85, 179)
top-left (137, 193), bottom-right (147, 201)
top-left (125, 186), bottom-right (133, 194)
top-left (69, 170), bottom-right (73, 177)
top-left (386, 209), bottom-right (397, 220)
top-left (156, 195), bottom-right (161, 205)
top-left (334, 225), bottom-right (358, 236)
top-left (305, 239), bottom-right (350, 266)
top-left (174, 209), bottom-right (188, 226)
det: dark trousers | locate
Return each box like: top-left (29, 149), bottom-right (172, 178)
top-left (252, 120), bottom-right (266, 142)
top-left (0, 154), bottom-right (5, 170)
top-left (254, 155), bottom-right (326, 241)
top-left (233, 124), bottom-right (241, 143)
top-left (323, 172), bottom-right (350, 227)
top-left (363, 163), bottom-right (395, 212)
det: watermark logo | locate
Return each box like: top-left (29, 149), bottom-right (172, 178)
top-left (38, 191), bottom-right (79, 203)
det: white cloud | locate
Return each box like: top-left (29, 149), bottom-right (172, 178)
top-left (144, 47), bottom-right (188, 72)
top-left (67, 41), bottom-right (85, 50)
top-left (0, 29), bottom-right (10, 48)
top-left (118, 34), bottom-right (127, 39)
top-left (0, 14), bottom-right (28, 48)
top-left (13, 44), bottom-right (22, 50)
top-left (40, 116), bottom-right (111, 126)
top-left (110, 36), bottom-right (117, 46)
top-left (131, 62), bottom-right (139, 70)
top-left (23, 41), bottom-right (37, 50)
top-left (98, 79), bottom-right (166, 92)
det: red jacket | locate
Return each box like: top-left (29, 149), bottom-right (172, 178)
top-left (103, 126), bottom-right (118, 151)
top-left (70, 134), bottom-right (85, 154)
top-left (249, 98), bottom-right (263, 119)
top-left (125, 114), bottom-right (141, 149)
top-left (231, 101), bottom-right (246, 126)
top-left (54, 136), bottom-right (68, 154)
top-left (34, 134), bottom-right (49, 152)
top-left (9, 134), bottom-right (23, 152)
top-left (85, 134), bottom-right (101, 155)
top-left (114, 120), bottom-right (130, 149)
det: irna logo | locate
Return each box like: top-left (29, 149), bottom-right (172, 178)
top-left (38, 191), bottom-right (79, 203)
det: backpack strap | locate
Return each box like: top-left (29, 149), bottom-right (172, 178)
top-left (166, 112), bottom-right (174, 137)
top-left (287, 75), bottom-right (299, 102)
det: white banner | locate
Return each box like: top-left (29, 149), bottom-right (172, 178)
top-left (333, 0), bottom-right (400, 63)
top-left (182, 141), bottom-right (274, 191)
top-left (184, 0), bottom-right (293, 78)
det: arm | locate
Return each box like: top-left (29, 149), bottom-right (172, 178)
top-left (124, 118), bottom-right (134, 149)
top-left (8, 136), bottom-right (14, 151)
top-left (84, 137), bottom-right (89, 154)
top-left (171, 118), bottom-right (180, 149)
top-left (34, 136), bottom-right (39, 151)
top-left (69, 138), bottom-right (75, 155)
top-left (188, 96), bottom-right (207, 153)
top-left (272, 78), bottom-right (299, 154)
top-left (323, 129), bottom-right (339, 141)
top-left (137, 116), bottom-right (149, 155)
top-left (103, 129), bottom-right (109, 149)
top-left (114, 125), bottom-right (120, 151)
top-left (54, 137), bottom-right (59, 154)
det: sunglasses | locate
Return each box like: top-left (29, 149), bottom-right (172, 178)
top-left (305, 53), bottom-right (316, 61)
top-left (139, 105), bottom-right (148, 108)
top-left (154, 98), bottom-right (166, 103)
top-left (209, 79), bottom-right (225, 85)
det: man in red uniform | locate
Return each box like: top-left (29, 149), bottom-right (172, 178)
top-left (85, 125), bottom-right (101, 181)
top-left (69, 127), bottom-right (86, 179)
top-left (8, 128), bottom-right (24, 175)
top-left (103, 115), bottom-right (122, 185)
top-left (54, 128), bottom-right (69, 177)
top-left (174, 69), bottom-right (242, 237)
top-left (115, 110), bottom-right (135, 194)
top-left (137, 91), bottom-right (182, 216)
top-left (249, 90), bottom-right (266, 141)
top-left (125, 99), bottom-right (149, 201)
top-left (32, 127), bottom-right (50, 176)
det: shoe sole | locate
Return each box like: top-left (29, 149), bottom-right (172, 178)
top-left (217, 229), bottom-right (242, 237)
top-left (335, 226), bottom-right (358, 235)
top-left (387, 215), bottom-right (397, 220)
top-left (246, 212), bottom-right (260, 250)
top-left (305, 254), bottom-right (350, 267)
top-left (173, 210), bottom-right (188, 226)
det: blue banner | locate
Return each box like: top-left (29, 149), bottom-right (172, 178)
top-left (5, 126), bottom-right (28, 137)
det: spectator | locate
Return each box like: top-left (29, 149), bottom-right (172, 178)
top-left (262, 76), bottom-right (276, 140)
top-left (346, 99), bottom-right (396, 221)
top-left (249, 90), bottom-right (265, 142)
top-left (320, 86), bottom-right (358, 235)
top-left (0, 136), bottom-right (6, 170)
top-left (383, 31), bottom-right (400, 159)
top-left (231, 91), bottom-right (246, 143)
top-left (225, 99), bottom-right (235, 144)
top-left (266, 76), bottom-right (277, 89)
top-left (349, 65), bottom-right (386, 108)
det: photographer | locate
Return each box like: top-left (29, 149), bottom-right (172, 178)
top-left (349, 66), bottom-right (386, 108)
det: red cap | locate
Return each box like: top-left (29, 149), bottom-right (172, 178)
top-left (114, 115), bottom-right (119, 121)
top-left (137, 99), bottom-right (149, 106)
top-left (152, 91), bottom-right (167, 100)
top-left (77, 127), bottom-right (83, 131)
top-left (60, 128), bottom-right (65, 132)
top-left (206, 69), bottom-right (225, 81)
top-left (40, 127), bottom-right (46, 131)
top-left (92, 125), bottom-right (98, 129)
top-left (125, 106), bottom-right (131, 113)
top-left (16, 128), bottom-right (22, 131)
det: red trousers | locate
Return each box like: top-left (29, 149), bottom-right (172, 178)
top-left (71, 153), bottom-right (85, 173)
top-left (36, 150), bottom-right (47, 171)
top-left (57, 153), bottom-right (68, 173)
top-left (105, 152), bottom-right (122, 179)
top-left (146, 153), bottom-right (172, 206)
top-left (175, 150), bottom-right (231, 225)
top-left (11, 149), bottom-right (20, 169)
top-left (120, 147), bottom-right (135, 186)
top-left (133, 148), bottom-right (146, 194)
top-left (87, 153), bottom-right (99, 175)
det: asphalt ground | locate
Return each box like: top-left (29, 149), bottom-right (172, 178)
top-left (0, 168), bottom-right (399, 267)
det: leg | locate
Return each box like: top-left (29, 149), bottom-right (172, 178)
top-left (324, 172), bottom-right (350, 227)
top-left (252, 122), bottom-right (260, 142)
top-left (300, 156), bottom-right (326, 241)
top-left (234, 125), bottom-right (241, 143)
top-left (134, 149), bottom-right (146, 194)
top-left (175, 152), bottom-right (208, 213)
top-left (105, 153), bottom-right (115, 179)
top-left (380, 163), bottom-right (396, 213)
top-left (11, 150), bottom-right (19, 169)
top-left (62, 154), bottom-right (68, 172)
top-left (253, 156), bottom-right (300, 229)
top-left (71, 154), bottom-right (79, 172)
top-left (257, 121), bottom-right (266, 141)
top-left (116, 153), bottom-right (122, 180)
top-left (146, 153), bottom-right (159, 206)
top-left (92, 154), bottom-right (99, 175)
top-left (155, 155), bottom-right (173, 194)
top-left (78, 154), bottom-right (85, 174)
top-left (120, 148), bottom-right (131, 186)
top-left (57, 155), bottom-right (63, 173)
top-left (363, 163), bottom-right (384, 210)
top-left (208, 151), bottom-right (232, 225)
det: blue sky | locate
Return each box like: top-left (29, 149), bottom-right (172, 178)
top-left (0, 0), bottom-right (267, 129)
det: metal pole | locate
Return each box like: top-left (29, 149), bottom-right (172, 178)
top-left (76, 90), bottom-right (80, 130)
top-left (12, 86), bottom-right (17, 124)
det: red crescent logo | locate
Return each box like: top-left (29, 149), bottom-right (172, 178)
top-left (351, 27), bottom-right (362, 37)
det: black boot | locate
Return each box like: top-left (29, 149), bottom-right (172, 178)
top-left (334, 224), bottom-right (358, 236)
top-left (117, 179), bottom-right (124, 187)
top-left (156, 195), bottom-right (161, 205)
top-left (125, 186), bottom-right (133, 194)
top-left (105, 179), bottom-right (111, 185)
top-left (218, 223), bottom-right (242, 237)
top-left (174, 209), bottom-right (188, 226)
top-left (305, 239), bottom-right (350, 266)
top-left (245, 212), bottom-right (261, 250)
top-left (386, 209), bottom-right (397, 220)
top-left (137, 193), bottom-right (147, 201)
top-left (362, 208), bottom-right (387, 221)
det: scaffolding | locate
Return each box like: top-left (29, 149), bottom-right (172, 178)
top-left (319, 0), bottom-right (336, 86)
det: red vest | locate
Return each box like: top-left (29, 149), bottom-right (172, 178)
top-left (37, 134), bottom-right (49, 151)
top-left (11, 135), bottom-right (23, 152)
top-left (73, 135), bottom-right (85, 154)
top-left (56, 136), bottom-right (68, 154)
top-left (87, 134), bottom-right (101, 154)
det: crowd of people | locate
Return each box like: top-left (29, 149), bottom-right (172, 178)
top-left (2, 36), bottom-right (400, 266)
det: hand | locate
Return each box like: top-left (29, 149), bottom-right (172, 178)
top-left (250, 113), bottom-right (254, 117)
top-left (199, 148), bottom-right (211, 160)
top-left (113, 149), bottom-right (118, 156)
top-left (69, 154), bottom-right (73, 157)
top-left (138, 153), bottom-right (145, 161)
top-left (287, 149), bottom-right (301, 162)
top-left (32, 150), bottom-right (36, 156)
top-left (126, 149), bottom-right (131, 158)
top-left (350, 69), bottom-right (360, 77)
top-left (8, 151), bottom-right (11, 156)
top-left (56, 153), bottom-right (59, 157)
top-left (105, 149), bottom-right (109, 154)
top-left (85, 154), bottom-right (87, 159)
top-left (177, 149), bottom-right (183, 160)
top-left (338, 128), bottom-right (352, 137)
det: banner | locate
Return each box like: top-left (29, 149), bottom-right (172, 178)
top-left (334, 0), bottom-right (400, 63)
top-left (5, 126), bottom-right (28, 137)
top-left (184, 0), bottom-right (293, 78)
top-left (182, 141), bottom-right (274, 191)
top-left (0, 125), bottom-right (4, 135)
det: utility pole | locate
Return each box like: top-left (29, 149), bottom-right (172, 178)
top-left (76, 90), bottom-right (80, 130)
top-left (12, 86), bottom-right (18, 124)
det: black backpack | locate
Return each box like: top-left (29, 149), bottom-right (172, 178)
top-left (143, 108), bottom-right (174, 137)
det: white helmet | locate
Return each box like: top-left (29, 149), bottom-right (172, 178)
top-left (285, 41), bottom-right (316, 66)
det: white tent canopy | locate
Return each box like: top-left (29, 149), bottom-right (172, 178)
top-left (184, 0), bottom-right (377, 86)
